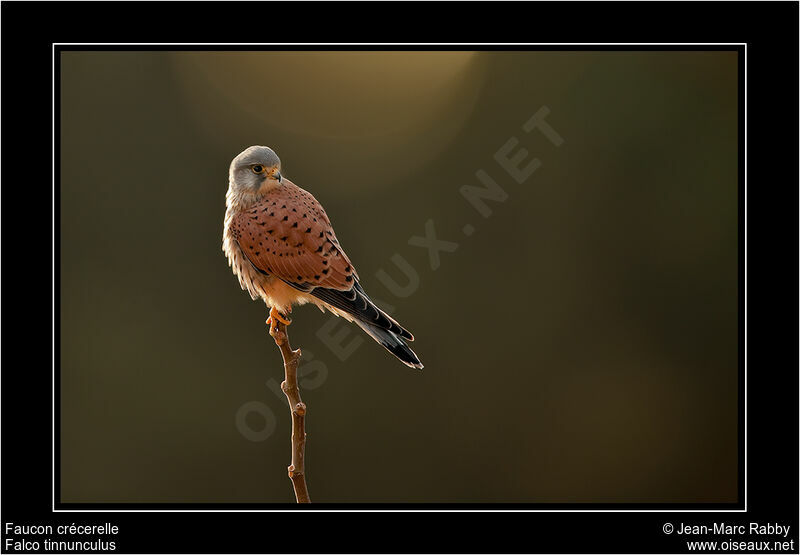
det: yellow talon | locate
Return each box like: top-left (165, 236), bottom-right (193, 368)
top-left (267, 307), bottom-right (291, 339)
top-left (269, 306), bottom-right (292, 326)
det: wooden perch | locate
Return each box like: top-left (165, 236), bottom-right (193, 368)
top-left (268, 319), bottom-right (310, 503)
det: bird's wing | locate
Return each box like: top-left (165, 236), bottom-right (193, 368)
top-left (310, 280), bottom-right (413, 340)
top-left (230, 183), bottom-right (356, 291)
top-left (231, 182), bottom-right (413, 340)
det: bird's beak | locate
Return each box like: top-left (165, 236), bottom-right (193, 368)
top-left (273, 170), bottom-right (282, 183)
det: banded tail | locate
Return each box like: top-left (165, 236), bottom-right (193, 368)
top-left (305, 281), bottom-right (423, 369)
top-left (356, 320), bottom-right (423, 370)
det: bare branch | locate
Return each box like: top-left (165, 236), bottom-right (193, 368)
top-left (269, 320), bottom-right (310, 503)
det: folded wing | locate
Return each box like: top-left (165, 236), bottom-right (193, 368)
top-left (230, 183), bottom-right (413, 341)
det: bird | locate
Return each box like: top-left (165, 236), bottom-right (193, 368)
top-left (222, 145), bottom-right (423, 369)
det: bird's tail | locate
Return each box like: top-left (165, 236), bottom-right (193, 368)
top-left (355, 320), bottom-right (424, 370)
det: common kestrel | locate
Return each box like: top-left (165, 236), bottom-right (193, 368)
top-left (222, 146), bottom-right (423, 369)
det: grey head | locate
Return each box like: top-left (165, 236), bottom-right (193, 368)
top-left (229, 145), bottom-right (283, 193)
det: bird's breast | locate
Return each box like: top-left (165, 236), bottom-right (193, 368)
top-left (223, 216), bottom-right (273, 301)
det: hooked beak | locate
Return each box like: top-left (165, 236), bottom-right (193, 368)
top-left (272, 170), bottom-right (282, 183)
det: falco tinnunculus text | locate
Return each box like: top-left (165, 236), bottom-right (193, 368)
top-left (222, 146), bottom-right (423, 369)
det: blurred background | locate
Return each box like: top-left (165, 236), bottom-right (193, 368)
top-left (60, 50), bottom-right (738, 503)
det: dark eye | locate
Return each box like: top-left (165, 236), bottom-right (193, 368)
top-left (252, 165), bottom-right (264, 174)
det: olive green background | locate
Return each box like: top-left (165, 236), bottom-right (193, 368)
top-left (60, 51), bottom-right (738, 503)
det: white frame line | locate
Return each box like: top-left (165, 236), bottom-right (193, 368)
top-left (50, 42), bottom-right (747, 513)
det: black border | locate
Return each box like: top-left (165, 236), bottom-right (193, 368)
top-left (3, 1), bottom-right (798, 553)
top-left (51, 42), bottom-right (746, 514)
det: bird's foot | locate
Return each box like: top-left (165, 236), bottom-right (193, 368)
top-left (268, 306), bottom-right (292, 326)
top-left (267, 307), bottom-right (292, 341)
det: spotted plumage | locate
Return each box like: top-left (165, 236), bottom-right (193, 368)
top-left (230, 184), bottom-right (356, 291)
top-left (223, 145), bottom-right (422, 369)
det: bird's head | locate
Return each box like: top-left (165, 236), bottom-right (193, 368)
top-left (228, 145), bottom-right (283, 201)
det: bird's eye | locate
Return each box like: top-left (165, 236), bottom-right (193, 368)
top-left (252, 165), bottom-right (264, 174)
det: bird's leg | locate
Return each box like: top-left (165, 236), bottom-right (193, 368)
top-left (269, 306), bottom-right (292, 326)
top-left (267, 306), bottom-right (292, 338)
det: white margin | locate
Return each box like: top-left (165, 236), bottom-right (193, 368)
top-left (50, 43), bottom-right (748, 513)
